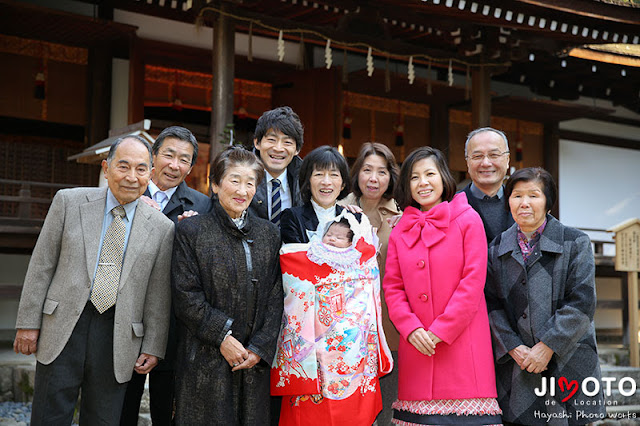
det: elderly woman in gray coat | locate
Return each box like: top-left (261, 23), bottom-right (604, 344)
top-left (485, 167), bottom-right (606, 426)
top-left (171, 146), bottom-right (283, 425)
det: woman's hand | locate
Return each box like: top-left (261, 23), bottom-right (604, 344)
top-left (426, 330), bottom-right (442, 345)
top-left (232, 350), bottom-right (261, 372)
top-left (408, 327), bottom-right (437, 356)
top-left (220, 335), bottom-right (249, 368)
top-left (508, 345), bottom-right (531, 370)
top-left (521, 342), bottom-right (553, 374)
top-left (386, 214), bottom-right (402, 228)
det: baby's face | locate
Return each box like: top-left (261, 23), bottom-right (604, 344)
top-left (322, 224), bottom-right (352, 248)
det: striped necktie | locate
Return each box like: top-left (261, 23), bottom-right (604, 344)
top-left (271, 178), bottom-right (281, 226)
top-left (90, 205), bottom-right (126, 314)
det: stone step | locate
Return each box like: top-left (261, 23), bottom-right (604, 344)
top-left (608, 390), bottom-right (640, 407)
top-left (600, 347), bottom-right (631, 367)
top-left (601, 405), bottom-right (640, 424)
top-left (11, 366), bottom-right (35, 403)
top-left (601, 366), bottom-right (640, 383)
top-left (136, 412), bottom-right (151, 426)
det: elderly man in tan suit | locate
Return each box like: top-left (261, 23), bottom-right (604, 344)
top-left (13, 135), bottom-right (174, 426)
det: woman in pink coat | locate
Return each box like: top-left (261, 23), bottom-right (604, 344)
top-left (383, 147), bottom-right (501, 425)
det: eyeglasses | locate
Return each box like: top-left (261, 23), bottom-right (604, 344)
top-left (465, 151), bottom-right (510, 163)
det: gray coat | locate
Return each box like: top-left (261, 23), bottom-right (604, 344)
top-left (16, 187), bottom-right (174, 383)
top-left (171, 198), bottom-right (283, 425)
top-left (486, 215), bottom-right (606, 425)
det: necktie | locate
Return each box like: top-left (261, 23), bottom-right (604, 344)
top-left (91, 205), bottom-right (126, 314)
top-left (271, 179), bottom-right (281, 226)
top-left (154, 191), bottom-right (167, 210)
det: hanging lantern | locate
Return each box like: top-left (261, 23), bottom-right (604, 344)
top-left (247, 22), bottom-right (254, 62)
top-left (385, 55), bottom-right (391, 93)
top-left (343, 113), bottom-right (352, 139)
top-left (34, 44), bottom-right (46, 100)
top-left (515, 121), bottom-right (523, 164)
top-left (236, 80), bottom-right (248, 119)
top-left (395, 106), bottom-right (404, 146)
top-left (342, 92), bottom-right (352, 139)
top-left (34, 70), bottom-right (45, 99)
top-left (172, 71), bottom-right (183, 111)
top-left (426, 60), bottom-right (433, 95)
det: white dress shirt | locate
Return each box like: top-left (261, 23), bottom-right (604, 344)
top-left (148, 180), bottom-right (178, 212)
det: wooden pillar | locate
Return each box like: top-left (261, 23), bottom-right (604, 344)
top-left (471, 67), bottom-right (491, 129)
top-left (86, 43), bottom-right (112, 146)
top-left (128, 35), bottom-right (144, 125)
top-left (544, 122), bottom-right (560, 218)
top-left (209, 5), bottom-right (235, 163)
top-left (429, 103), bottom-right (450, 161)
top-left (629, 271), bottom-right (639, 367)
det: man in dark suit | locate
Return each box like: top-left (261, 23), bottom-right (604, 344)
top-left (250, 106), bottom-right (304, 225)
top-left (14, 135), bottom-right (173, 426)
top-left (461, 127), bottom-right (514, 243)
top-left (120, 126), bottom-right (210, 426)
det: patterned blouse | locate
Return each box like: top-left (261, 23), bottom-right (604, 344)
top-left (517, 218), bottom-right (547, 262)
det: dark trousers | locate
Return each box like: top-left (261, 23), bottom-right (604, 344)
top-left (376, 351), bottom-right (399, 426)
top-left (120, 369), bottom-right (174, 426)
top-left (30, 303), bottom-right (126, 426)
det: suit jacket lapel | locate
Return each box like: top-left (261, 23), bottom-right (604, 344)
top-left (163, 190), bottom-right (182, 216)
top-left (119, 201), bottom-right (154, 289)
top-left (301, 203), bottom-right (319, 235)
top-left (80, 188), bottom-right (108, 284)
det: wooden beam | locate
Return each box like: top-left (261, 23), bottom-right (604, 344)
top-left (628, 271), bottom-right (639, 367)
top-left (558, 129), bottom-right (640, 151)
top-left (514, 0), bottom-right (640, 25)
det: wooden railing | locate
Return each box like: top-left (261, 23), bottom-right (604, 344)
top-left (0, 178), bottom-right (78, 223)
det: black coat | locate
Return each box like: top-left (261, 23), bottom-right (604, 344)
top-left (144, 180), bottom-right (211, 370)
top-left (171, 199), bottom-right (283, 425)
top-left (249, 155), bottom-right (303, 221)
top-left (280, 202), bottom-right (358, 244)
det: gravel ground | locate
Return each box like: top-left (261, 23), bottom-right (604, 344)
top-left (0, 402), bottom-right (80, 426)
top-left (0, 402), bottom-right (31, 425)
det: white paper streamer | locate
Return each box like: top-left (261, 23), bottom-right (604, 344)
top-left (408, 56), bottom-right (415, 85)
top-left (277, 30), bottom-right (285, 62)
top-left (366, 47), bottom-right (374, 77)
top-left (325, 39), bottom-right (333, 69)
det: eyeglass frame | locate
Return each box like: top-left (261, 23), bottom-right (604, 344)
top-left (465, 151), bottom-right (510, 163)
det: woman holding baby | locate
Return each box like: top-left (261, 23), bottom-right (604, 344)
top-left (275, 146), bottom-right (392, 425)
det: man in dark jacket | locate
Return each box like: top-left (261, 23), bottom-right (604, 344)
top-left (461, 127), bottom-right (514, 243)
top-left (120, 126), bottom-right (210, 426)
top-left (250, 106), bottom-right (304, 226)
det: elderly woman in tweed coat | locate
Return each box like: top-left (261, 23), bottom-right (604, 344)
top-left (485, 167), bottom-right (605, 425)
